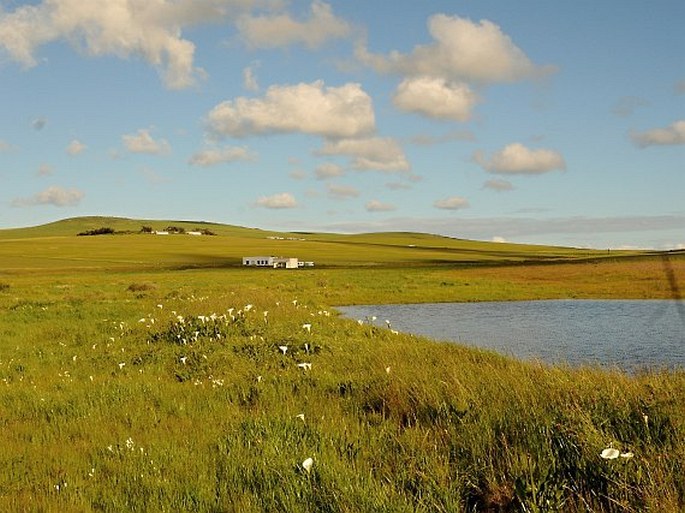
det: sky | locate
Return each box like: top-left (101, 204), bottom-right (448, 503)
top-left (1, 0), bottom-right (683, 249)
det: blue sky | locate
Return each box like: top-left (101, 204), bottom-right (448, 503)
top-left (1, 0), bottom-right (683, 249)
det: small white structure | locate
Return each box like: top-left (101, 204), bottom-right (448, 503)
top-left (274, 257), bottom-right (299, 269)
top-left (242, 256), bottom-right (307, 269)
top-left (243, 256), bottom-right (275, 267)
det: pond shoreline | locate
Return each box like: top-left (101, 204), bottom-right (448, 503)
top-left (337, 299), bottom-right (685, 372)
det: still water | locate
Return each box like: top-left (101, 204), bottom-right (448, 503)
top-left (337, 300), bottom-right (685, 371)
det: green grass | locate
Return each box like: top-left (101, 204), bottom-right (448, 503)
top-left (0, 217), bottom-right (683, 511)
top-left (0, 216), bottom-right (644, 274)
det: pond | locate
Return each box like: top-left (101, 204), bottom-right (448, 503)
top-left (337, 300), bottom-right (685, 371)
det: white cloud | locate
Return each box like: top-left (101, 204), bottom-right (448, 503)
top-left (255, 192), bottom-right (298, 209)
top-left (327, 183), bottom-right (359, 199)
top-left (434, 196), bottom-right (469, 210)
top-left (238, 0), bottom-right (350, 49)
top-left (66, 139), bottom-right (86, 156)
top-left (243, 63), bottom-right (260, 92)
top-left (37, 163), bottom-right (53, 176)
top-left (317, 137), bottom-right (409, 172)
top-left (631, 120), bottom-right (685, 148)
top-left (289, 169), bottom-right (307, 180)
top-left (483, 179), bottom-right (514, 191)
top-left (122, 129), bottom-right (171, 155)
top-left (393, 76), bottom-right (478, 121)
top-left (365, 200), bottom-right (396, 212)
top-left (474, 143), bottom-right (565, 175)
top-left (357, 14), bottom-right (555, 84)
top-left (491, 236), bottom-right (508, 243)
top-left (315, 162), bottom-right (345, 180)
top-left (385, 181), bottom-right (412, 191)
top-left (207, 80), bottom-right (375, 139)
top-left (12, 185), bottom-right (84, 207)
top-left (188, 145), bottom-right (255, 166)
top-left (0, 0), bottom-right (233, 89)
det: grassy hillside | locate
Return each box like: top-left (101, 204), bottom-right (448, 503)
top-left (0, 216), bottom-right (274, 240)
top-left (0, 216), bottom-right (644, 274)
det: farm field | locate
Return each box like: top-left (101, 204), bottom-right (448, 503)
top-left (1, 217), bottom-right (684, 512)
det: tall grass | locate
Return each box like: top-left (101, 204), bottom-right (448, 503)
top-left (0, 220), bottom-right (682, 511)
top-left (1, 273), bottom-right (683, 512)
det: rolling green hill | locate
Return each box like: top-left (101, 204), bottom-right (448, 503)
top-left (0, 216), bottom-right (646, 274)
top-left (0, 216), bottom-right (270, 239)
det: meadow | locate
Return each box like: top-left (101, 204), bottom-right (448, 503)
top-left (1, 217), bottom-right (684, 512)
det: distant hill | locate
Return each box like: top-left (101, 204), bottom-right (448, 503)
top-left (0, 216), bottom-right (272, 240)
top-left (0, 216), bottom-right (651, 273)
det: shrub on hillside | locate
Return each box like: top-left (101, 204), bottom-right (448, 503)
top-left (77, 227), bottom-right (115, 236)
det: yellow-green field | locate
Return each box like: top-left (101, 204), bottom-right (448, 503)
top-left (1, 217), bottom-right (683, 512)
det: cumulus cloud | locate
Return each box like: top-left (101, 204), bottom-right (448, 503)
top-left (255, 192), bottom-right (298, 209)
top-left (188, 145), bottom-right (255, 166)
top-left (356, 14), bottom-right (555, 84)
top-left (243, 63), bottom-right (260, 92)
top-left (474, 143), bottom-right (566, 175)
top-left (12, 185), bottom-right (84, 207)
top-left (327, 183), bottom-right (359, 199)
top-left (366, 200), bottom-right (396, 212)
top-left (393, 76), bottom-right (478, 121)
top-left (0, 0), bottom-right (231, 89)
top-left (37, 163), bottom-right (53, 176)
top-left (631, 120), bottom-right (685, 147)
top-left (483, 179), bottom-right (514, 191)
top-left (317, 137), bottom-right (410, 172)
top-left (315, 162), bottom-right (345, 180)
top-left (289, 169), bottom-right (307, 180)
top-left (434, 196), bottom-right (469, 210)
top-left (237, 0), bottom-right (350, 49)
top-left (207, 80), bottom-right (375, 139)
top-left (122, 129), bottom-right (171, 155)
top-left (66, 139), bottom-right (86, 156)
top-left (385, 181), bottom-right (412, 191)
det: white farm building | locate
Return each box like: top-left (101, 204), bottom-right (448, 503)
top-left (242, 256), bottom-right (313, 269)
